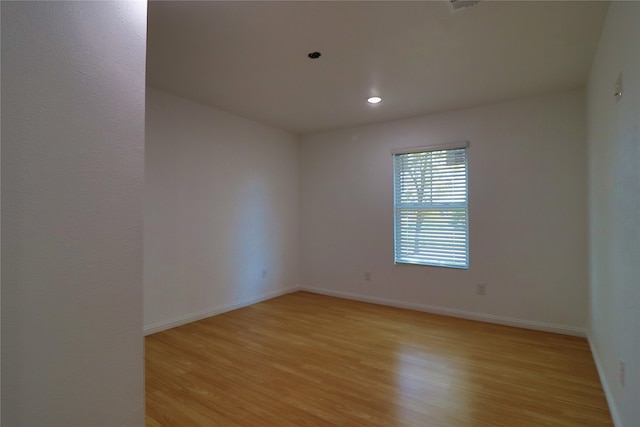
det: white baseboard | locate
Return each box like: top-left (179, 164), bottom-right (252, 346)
top-left (588, 332), bottom-right (622, 427)
top-left (143, 287), bottom-right (300, 336)
top-left (299, 287), bottom-right (587, 337)
top-left (145, 285), bottom-right (587, 338)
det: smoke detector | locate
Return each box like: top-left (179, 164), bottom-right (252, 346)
top-left (450, 0), bottom-right (481, 11)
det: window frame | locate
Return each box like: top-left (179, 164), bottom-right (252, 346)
top-left (392, 141), bottom-right (470, 269)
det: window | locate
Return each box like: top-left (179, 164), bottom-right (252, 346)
top-left (393, 143), bottom-right (469, 269)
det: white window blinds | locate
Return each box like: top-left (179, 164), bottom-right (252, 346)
top-left (393, 145), bottom-right (469, 269)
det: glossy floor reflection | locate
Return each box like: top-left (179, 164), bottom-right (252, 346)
top-left (146, 291), bottom-right (612, 426)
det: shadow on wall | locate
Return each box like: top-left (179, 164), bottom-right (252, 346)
top-left (232, 178), bottom-right (273, 302)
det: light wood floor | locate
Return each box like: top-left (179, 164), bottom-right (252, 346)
top-left (145, 291), bottom-right (612, 426)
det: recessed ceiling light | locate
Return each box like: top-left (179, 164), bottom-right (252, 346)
top-left (450, 0), bottom-right (481, 11)
top-left (367, 96), bottom-right (382, 104)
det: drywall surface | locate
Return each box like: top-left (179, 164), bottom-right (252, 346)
top-left (1, 2), bottom-right (147, 426)
top-left (144, 88), bottom-right (299, 332)
top-left (300, 90), bottom-right (588, 333)
top-left (587, 2), bottom-right (640, 426)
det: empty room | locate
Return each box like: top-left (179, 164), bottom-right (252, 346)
top-left (2, 1), bottom-right (638, 427)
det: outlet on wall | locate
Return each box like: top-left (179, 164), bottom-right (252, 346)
top-left (477, 283), bottom-right (486, 295)
top-left (619, 360), bottom-right (626, 387)
top-left (262, 269), bottom-right (268, 279)
top-left (364, 271), bottom-right (372, 282)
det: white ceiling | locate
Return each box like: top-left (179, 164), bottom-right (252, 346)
top-left (146, 1), bottom-right (608, 135)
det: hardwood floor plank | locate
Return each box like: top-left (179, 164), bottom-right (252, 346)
top-left (146, 291), bottom-right (612, 426)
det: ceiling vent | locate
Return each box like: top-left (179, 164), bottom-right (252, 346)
top-left (450, 0), bottom-right (481, 11)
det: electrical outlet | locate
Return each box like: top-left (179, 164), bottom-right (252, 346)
top-left (364, 271), bottom-right (372, 282)
top-left (477, 283), bottom-right (486, 295)
top-left (620, 360), bottom-right (626, 387)
top-left (262, 269), bottom-right (268, 279)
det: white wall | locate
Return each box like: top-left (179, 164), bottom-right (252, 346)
top-left (300, 90), bottom-right (588, 334)
top-left (587, 2), bottom-right (640, 427)
top-left (1, 2), bottom-right (147, 426)
top-left (144, 88), bottom-right (299, 333)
